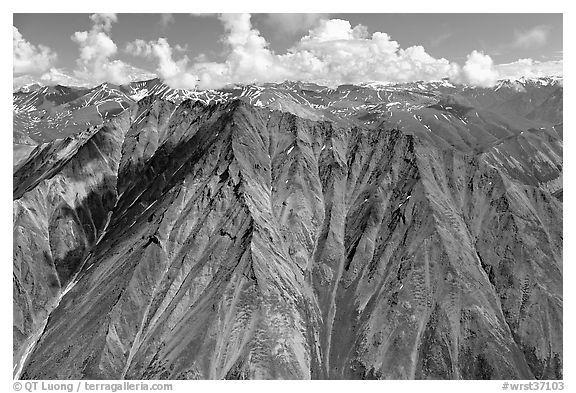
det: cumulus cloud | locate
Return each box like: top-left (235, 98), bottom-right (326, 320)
top-left (125, 38), bottom-right (199, 89)
top-left (15, 14), bottom-right (155, 87)
top-left (13, 67), bottom-right (96, 90)
top-left (136, 15), bottom-right (529, 89)
top-left (192, 13), bottom-right (282, 88)
top-left (15, 14), bottom-right (564, 90)
top-left (13, 27), bottom-right (57, 75)
top-left (90, 13), bottom-right (118, 32)
top-left (175, 44), bottom-right (188, 52)
top-left (302, 19), bottom-right (369, 41)
top-left (456, 50), bottom-right (499, 87)
top-left (496, 58), bottom-right (563, 79)
top-left (187, 15), bottom-right (464, 89)
top-left (513, 25), bottom-right (551, 48)
top-left (39, 68), bottom-right (91, 86)
top-left (289, 19), bottom-right (462, 85)
top-left (71, 13), bottom-right (133, 84)
top-left (125, 39), bottom-right (153, 57)
top-left (262, 13), bottom-right (329, 36)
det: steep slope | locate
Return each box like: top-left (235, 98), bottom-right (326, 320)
top-left (19, 101), bottom-right (319, 379)
top-left (13, 111), bottom-right (133, 377)
top-left (322, 143), bottom-right (561, 379)
top-left (14, 97), bottom-right (562, 380)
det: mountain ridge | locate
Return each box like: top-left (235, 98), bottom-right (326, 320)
top-left (15, 74), bottom-right (563, 94)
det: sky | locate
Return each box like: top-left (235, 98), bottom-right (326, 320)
top-left (13, 13), bottom-right (563, 90)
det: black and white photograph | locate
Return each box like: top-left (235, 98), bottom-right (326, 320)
top-left (8, 4), bottom-right (569, 389)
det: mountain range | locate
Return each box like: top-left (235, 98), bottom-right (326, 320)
top-left (13, 76), bottom-right (562, 379)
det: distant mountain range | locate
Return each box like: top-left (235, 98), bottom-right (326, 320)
top-left (13, 76), bottom-right (562, 142)
top-left (13, 76), bottom-right (562, 379)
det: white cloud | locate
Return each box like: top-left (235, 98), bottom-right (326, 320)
top-left (15, 14), bottom-right (155, 87)
top-left (125, 38), bottom-right (199, 89)
top-left (496, 58), bottom-right (563, 79)
top-left (39, 68), bottom-right (92, 86)
top-left (192, 13), bottom-right (282, 88)
top-left (71, 13), bottom-right (134, 85)
top-left (457, 50), bottom-right (499, 87)
top-left (175, 44), bottom-right (188, 52)
top-left (13, 27), bottom-right (57, 75)
top-left (15, 14), bottom-right (563, 90)
top-left (513, 25), bottom-right (551, 48)
top-left (190, 15), bottom-right (560, 88)
top-left (188, 15), bottom-right (462, 89)
top-left (303, 19), bottom-right (369, 41)
top-left (90, 13), bottom-right (118, 32)
top-left (13, 68), bottom-right (93, 90)
top-left (125, 39), bottom-right (153, 57)
top-left (290, 20), bottom-right (462, 85)
top-left (262, 13), bottom-right (329, 36)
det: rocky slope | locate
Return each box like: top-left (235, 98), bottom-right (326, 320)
top-left (13, 79), bottom-right (562, 380)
